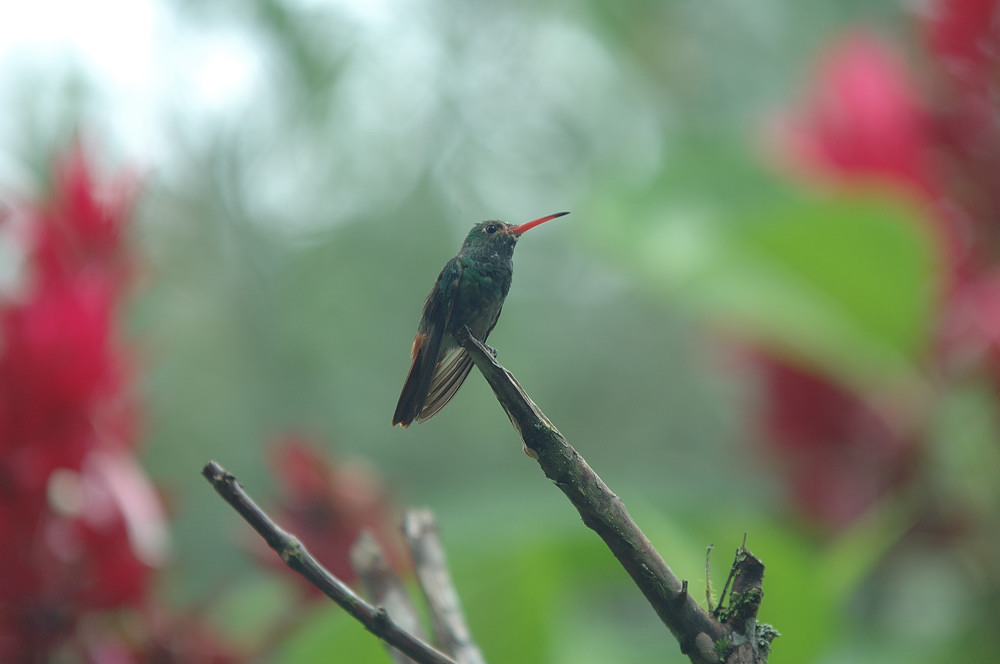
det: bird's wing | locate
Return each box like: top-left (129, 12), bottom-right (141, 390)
top-left (417, 302), bottom-right (504, 423)
top-left (392, 259), bottom-right (461, 427)
top-left (416, 347), bottom-right (474, 422)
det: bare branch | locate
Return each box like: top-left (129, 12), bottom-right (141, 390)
top-left (352, 531), bottom-right (426, 664)
top-left (455, 327), bottom-right (748, 664)
top-left (201, 461), bottom-right (458, 664)
top-left (403, 509), bottom-right (486, 664)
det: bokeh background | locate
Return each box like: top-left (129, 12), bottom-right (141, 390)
top-left (2, 0), bottom-right (999, 662)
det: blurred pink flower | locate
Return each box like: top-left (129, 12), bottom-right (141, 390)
top-left (770, 26), bottom-right (973, 283)
top-left (774, 30), bottom-right (936, 198)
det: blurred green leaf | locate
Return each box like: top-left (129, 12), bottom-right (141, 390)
top-left (209, 576), bottom-right (298, 648)
top-left (734, 498), bottom-right (911, 663)
top-left (730, 193), bottom-right (935, 377)
top-left (928, 381), bottom-right (1000, 512)
top-left (601, 188), bottom-right (937, 389)
top-left (273, 604), bottom-right (385, 664)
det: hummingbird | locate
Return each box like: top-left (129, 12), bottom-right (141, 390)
top-left (392, 212), bottom-right (570, 427)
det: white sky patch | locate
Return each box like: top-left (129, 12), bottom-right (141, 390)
top-left (0, 0), bottom-right (650, 238)
top-left (0, 0), bottom-right (268, 163)
top-left (0, 0), bottom-right (160, 176)
top-left (181, 32), bottom-right (264, 115)
top-left (0, 0), bottom-right (156, 67)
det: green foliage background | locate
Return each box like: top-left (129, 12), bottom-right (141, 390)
top-left (4, 1), bottom-right (994, 662)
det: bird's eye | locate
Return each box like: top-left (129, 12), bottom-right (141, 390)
top-left (485, 224), bottom-right (498, 234)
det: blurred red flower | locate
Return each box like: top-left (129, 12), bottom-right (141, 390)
top-left (263, 434), bottom-right (408, 593)
top-left (754, 356), bottom-right (917, 526)
top-left (0, 143), bottom-right (168, 663)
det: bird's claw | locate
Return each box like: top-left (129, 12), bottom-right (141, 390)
top-left (461, 325), bottom-right (498, 357)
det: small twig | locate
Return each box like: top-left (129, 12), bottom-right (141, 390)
top-left (351, 531), bottom-right (426, 664)
top-left (201, 461), bottom-right (458, 664)
top-left (715, 543), bottom-right (776, 663)
top-left (713, 556), bottom-right (737, 618)
top-left (713, 534), bottom-right (749, 619)
top-left (403, 509), bottom-right (487, 664)
top-left (456, 328), bottom-right (727, 664)
top-left (705, 544), bottom-right (714, 611)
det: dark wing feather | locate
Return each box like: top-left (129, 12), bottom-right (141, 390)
top-left (415, 348), bottom-right (474, 422)
top-left (416, 303), bottom-right (503, 423)
top-left (392, 260), bottom-right (461, 427)
top-left (392, 332), bottom-right (434, 427)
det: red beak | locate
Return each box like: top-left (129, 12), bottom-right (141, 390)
top-left (509, 211), bottom-right (570, 236)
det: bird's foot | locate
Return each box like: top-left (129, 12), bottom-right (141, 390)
top-left (461, 325), bottom-right (498, 357)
